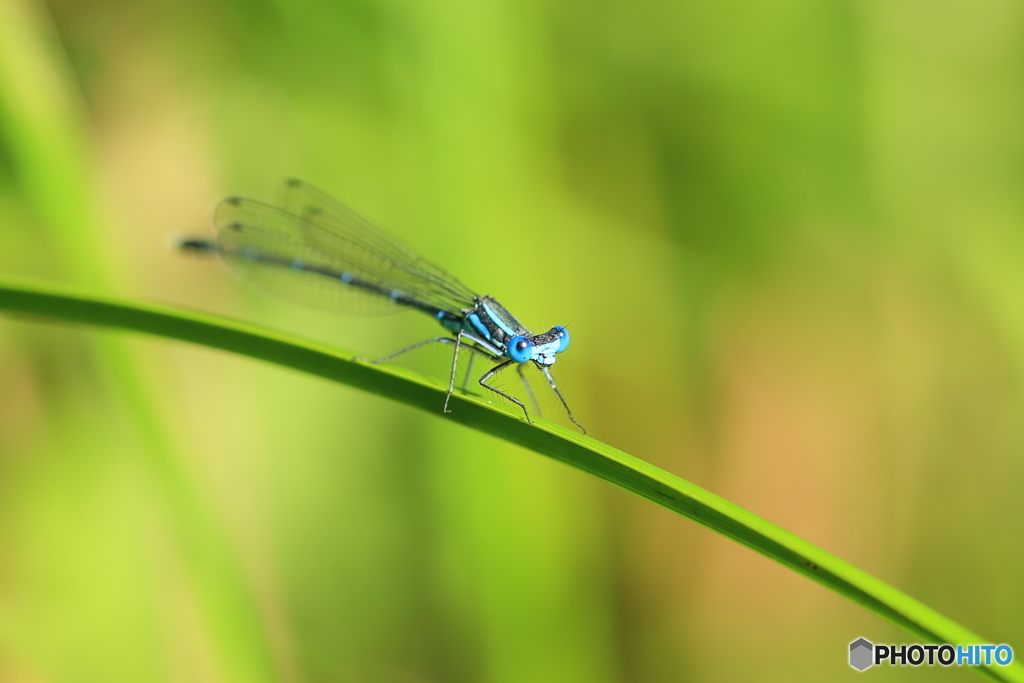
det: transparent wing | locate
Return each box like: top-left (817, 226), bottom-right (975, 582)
top-left (211, 192), bottom-right (476, 316)
top-left (278, 179), bottom-right (478, 310)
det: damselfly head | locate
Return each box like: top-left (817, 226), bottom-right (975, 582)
top-left (512, 325), bottom-right (569, 366)
top-left (532, 326), bottom-right (569, 351)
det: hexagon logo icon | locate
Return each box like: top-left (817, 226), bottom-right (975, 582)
top-left (850, 638), bottom-right (874, 671)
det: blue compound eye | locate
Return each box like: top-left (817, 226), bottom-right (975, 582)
top-left (508, 335), bottom-right (534, 363)
top-left (554, 326), bottom-right (570, 353)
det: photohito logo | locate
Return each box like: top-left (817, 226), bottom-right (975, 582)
top-left (849, 638), bottom-right (1014, 671)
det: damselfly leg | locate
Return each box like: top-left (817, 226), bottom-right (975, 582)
top-left (443, 331), bottom-right (504, 413)
top-left (478, 359), bottom-right (531, 423)
top-left (540, 366), bottom-right (586, 434)
top-left (517, 364), bottom-right (541, 416)
top-left (369, 334), bottom-right (497, 365)
top-left (461, 353), bottom-right (476, 393)
top-left (363, 331), bottom-right (501, 413)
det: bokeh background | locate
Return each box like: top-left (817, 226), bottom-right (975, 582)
top-left (1, 0), bottom-right (1023, 680)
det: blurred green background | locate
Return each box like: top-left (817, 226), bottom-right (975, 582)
top-left (1, 0), bottom-right (1023, 680)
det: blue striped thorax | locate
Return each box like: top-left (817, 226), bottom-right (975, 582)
top-left (458, 296), bottom-right (570, 366)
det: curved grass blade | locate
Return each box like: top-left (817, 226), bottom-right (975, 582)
top-left (0, 276), bottom-right (1020, 683)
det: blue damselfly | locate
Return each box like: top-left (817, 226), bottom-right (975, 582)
top-left (176, 179), bottom-right (585, 432)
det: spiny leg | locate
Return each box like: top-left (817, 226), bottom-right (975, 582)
top-left (540, 366), bottom-right (586, 434)
top-left (368, 336), bottom-right (456, 364)
top-left (517, 363), bottom-right (541, 416)
top-left (461, 352), bottom-right (477, 393)
top-left (443, 331), bottom-right (465, 413)
top-left (458, 337), bottom-right (505, 393)
top-left (362, 333), bottom-right (499, 415)
top-left (369, 335), bottom-right (496, 365)
top-left (442, 331), bottom-right (502, 411)
top-left (479, 359), bottom-right (531, 423)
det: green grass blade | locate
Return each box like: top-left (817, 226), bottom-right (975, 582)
top-left (1, 276), bottom-right (1020, 683)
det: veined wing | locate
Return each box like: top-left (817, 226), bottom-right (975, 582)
top-left (279, 179), bottom-right (478, 312)
top-left (212, 194), bottom-right (475, 316)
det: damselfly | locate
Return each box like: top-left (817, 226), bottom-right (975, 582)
top-left (176, 179), bottom-right (585, 432)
